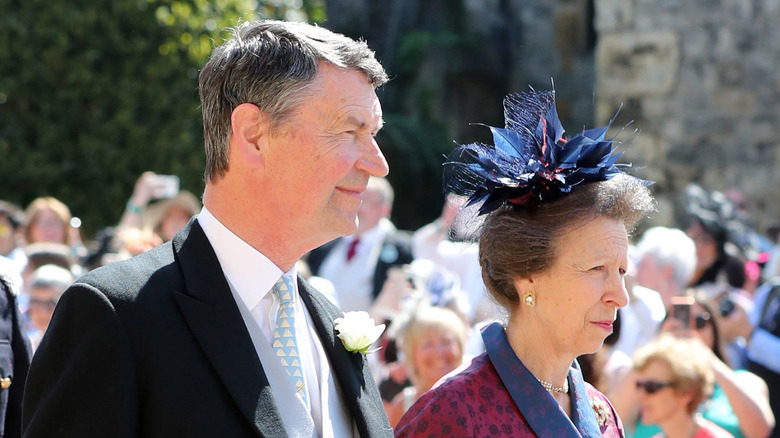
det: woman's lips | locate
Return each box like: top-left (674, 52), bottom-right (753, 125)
top-left (592, 321), bottom-right (614, 331)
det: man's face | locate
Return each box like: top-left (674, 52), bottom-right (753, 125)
top-left (28, 286), bottom-right (60, 332)
top-left (262, 63), bottom-right (388, 244)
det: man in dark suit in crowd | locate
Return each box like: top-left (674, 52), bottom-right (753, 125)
top-left (0, 263), bottom-right (31, 438)
top-left (23, 20), bottom-right (393, 437)
top-left (307, 177), bottom-right (413, 313)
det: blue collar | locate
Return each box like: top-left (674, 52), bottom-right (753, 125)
top-left (482, 322), bottom-right (603, 437)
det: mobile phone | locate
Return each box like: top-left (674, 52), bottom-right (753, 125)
top-left (671, 296), bottom-right (695, 329)
top-left (152, 175), bottom-right (180, 199)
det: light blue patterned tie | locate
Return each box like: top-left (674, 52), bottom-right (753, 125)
top-left (272, 275), bottom-right (308, 405)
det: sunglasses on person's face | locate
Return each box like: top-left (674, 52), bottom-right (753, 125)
top-left (635, 380), bottom-right (674, 394)
top-left (694, 312), bottom-right (712, 330)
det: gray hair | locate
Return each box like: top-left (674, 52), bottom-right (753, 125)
top-left (366, 176), bottom-right (394, 207)
top-left (28, 264), bottom-right (75, 295)
top-left (636, 226), bottom-right (697, 288)
top-left (199, 20), bottom-right (388, 181)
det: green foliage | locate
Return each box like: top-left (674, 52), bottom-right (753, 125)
top-left (0, 0), bottom-right (324, 238)
top-left (378, 114), bottom-right (452, 230)
top-left (0, 0), bottom-right (259, 237)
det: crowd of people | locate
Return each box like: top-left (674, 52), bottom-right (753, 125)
top-left (1, 18), bottom-right (779, 438)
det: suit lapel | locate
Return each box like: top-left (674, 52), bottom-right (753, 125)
top-left (171, 220), bottom-right (287, 438)
top-left (298, 277), bottom-right (392, 438)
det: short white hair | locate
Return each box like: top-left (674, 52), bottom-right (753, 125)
top-left (28, 264), bottom-right (75, 295)
top-left (636, 226), bottom-right (697, 287)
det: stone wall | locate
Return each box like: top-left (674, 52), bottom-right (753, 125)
top-left (595, 0), bottom-right (780, 231)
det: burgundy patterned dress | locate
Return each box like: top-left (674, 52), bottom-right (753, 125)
top-left (394, 323), bottom-right (625, 437)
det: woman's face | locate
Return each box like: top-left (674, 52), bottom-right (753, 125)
top-left (685, 222), bottom-right (718, 273)
top-left (636, 360), bottom-right (691, 425)
top-left (29, 209), bottom-right (66, 244)
top-left (412, 328), bottom-right (462, 389)
top-left (522, 217), bottom-right (630, 356)
top-left (690, 303), bottom-right (716, 350)
top-left (160, 207), bottom-right (192, 241)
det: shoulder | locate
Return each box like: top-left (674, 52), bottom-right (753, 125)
top-left (394, 354), bottom-right (508, 437)
top-left (695, 418), bottom-right (735, 438)
top-left (77, 242), bottom-right (177, 300)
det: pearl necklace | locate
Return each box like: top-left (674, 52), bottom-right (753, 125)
top-left (537, 377), bottom-right (569, 394)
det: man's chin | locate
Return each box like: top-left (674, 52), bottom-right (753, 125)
top-left (326, 215), bottom-right (359, 239)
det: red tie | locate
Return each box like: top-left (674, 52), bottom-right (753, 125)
top-left (346, 237), bottom-right (360, 262)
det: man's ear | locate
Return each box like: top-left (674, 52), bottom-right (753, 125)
top-left (230, 103), bottom-right (269, 168)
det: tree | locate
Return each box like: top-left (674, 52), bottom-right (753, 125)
top-left (0, 0), bottom-right (322, 237)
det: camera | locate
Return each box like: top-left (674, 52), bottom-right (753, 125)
top-left (671, 295), bottom-right (695, 329)
top-left (719, 295), bottom-right (736, 317)
top-left (151, 175), bottom-right (180, 199)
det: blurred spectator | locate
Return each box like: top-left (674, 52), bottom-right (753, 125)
top-left (386, 305), bottom-right (466, 427)
top-left (24, 265), bottom-right (75, 351)
top-left (119, 172), bottom-right (180, 228)
top-left (295, 259), bottom-right (339, 307)
top-left (634, 226), bottom-right (698, 308)
top-left (0, 201), bottom-right (27, 275)
top-left (20, 243), bottom-right (74, 289)
top-left (117, 172), bottom-right (198, 243)
top-left (620, 294), bottom-right (774, 438)
top-left (23, 197), bottom-right (76, 248)
top-left (140, 191), bottom-right (200, 242)
top-left (684, 184), bottom-right (746, 290)
top-left (609, 279), bottom-right (665, 369)
top-left (632, 334), bottom-right (734, 438)
top-left (371, 264), bottom-right (470, 410)
top-left (18, 243), bottom-right (76, 329)
top-left (747, 279), bottom-right (780, 438)
top-left (307, 176), bottom-right (414, 313)
top-left (0, 265), bottom-right (32, 438)
top-left (370, 259), bottom-right (470, 325)
top-left (610, 226), bottom-right (696, 374)
top-left (411, 194), bottom-right (497, 324)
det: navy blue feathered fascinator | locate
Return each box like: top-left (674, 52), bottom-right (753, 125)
top-left (444, 90), bottom-right (636, 215)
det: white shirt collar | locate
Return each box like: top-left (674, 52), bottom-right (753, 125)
top-left (197, 206), bottom-right (296, 311)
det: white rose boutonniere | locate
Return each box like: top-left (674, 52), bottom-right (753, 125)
top-left (334, 311), bottom-right (386, 354)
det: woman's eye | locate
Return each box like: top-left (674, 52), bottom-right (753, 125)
top-left (619, 268), bottom-right (627, 276)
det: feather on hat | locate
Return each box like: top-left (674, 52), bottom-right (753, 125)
top-left (444, 89), bottom-right (643, 215)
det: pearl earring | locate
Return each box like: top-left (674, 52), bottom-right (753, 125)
top-left (523, 290), bottom-right (536, 307)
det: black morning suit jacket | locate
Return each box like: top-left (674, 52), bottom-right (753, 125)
top-left (0, 272), bottom-right (31, 438)
top-left (22, 219), bottom-right (393, 438)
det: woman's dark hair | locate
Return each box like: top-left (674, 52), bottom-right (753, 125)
top-left (479, 173), bottom-right (654, 309)
top-left (691, 290), bottom-right (725, 363)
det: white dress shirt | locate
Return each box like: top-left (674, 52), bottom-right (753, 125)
top-left (197, 207), bottom-right (326, 433)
